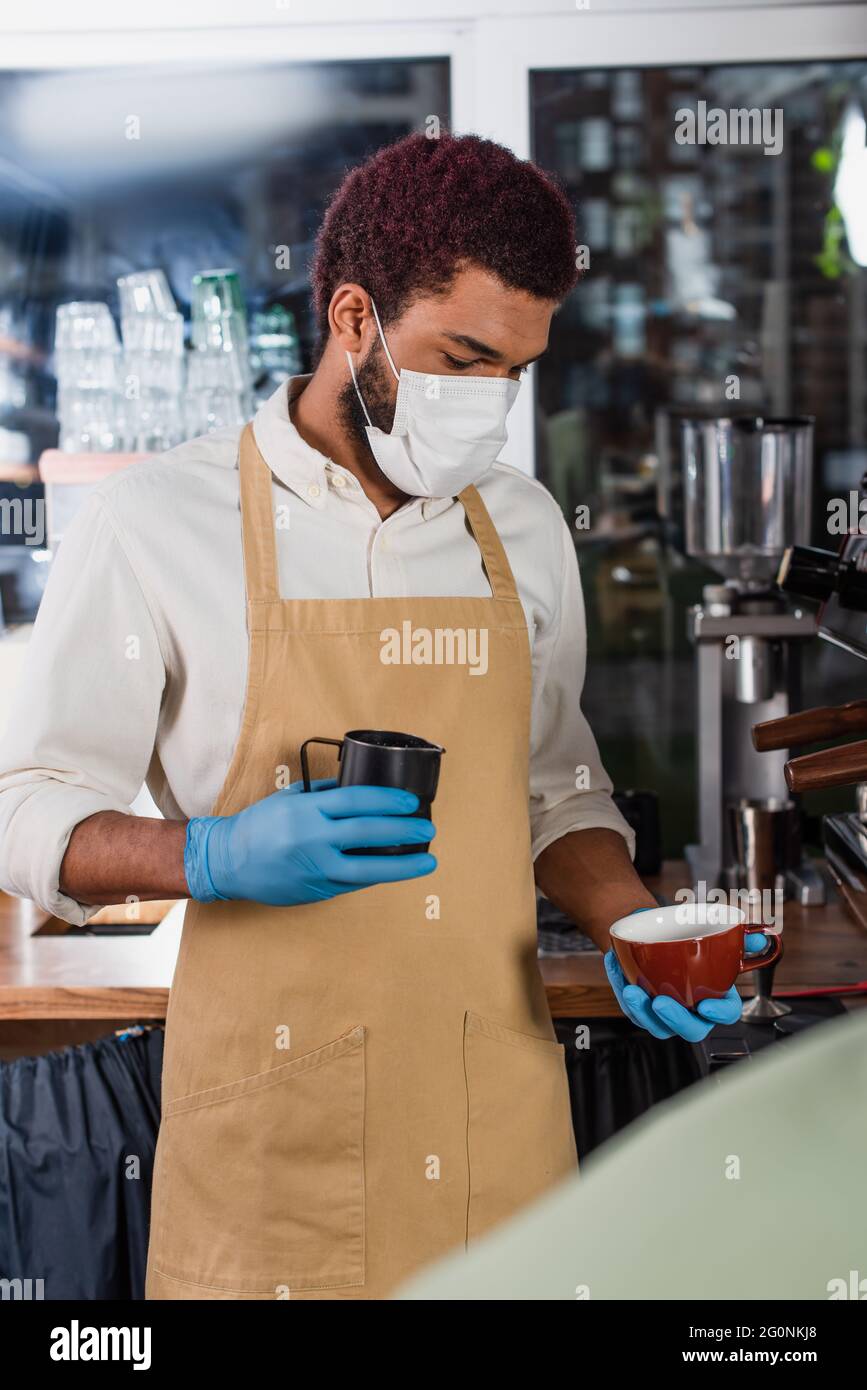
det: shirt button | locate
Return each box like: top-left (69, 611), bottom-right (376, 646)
top-left (332, 475), bottom-right (347, 488)
top-left (307, 484), bottom-right (321, 499)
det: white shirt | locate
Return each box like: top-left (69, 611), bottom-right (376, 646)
top-left (0, 377), bottom-right (634, 924)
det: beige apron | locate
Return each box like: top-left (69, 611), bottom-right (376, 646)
top-left (145, 423), bottom-right (578, 1301)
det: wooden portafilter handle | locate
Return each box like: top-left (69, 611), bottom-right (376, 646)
top-left (785, 739), bottom-right (867, 793)
top-left (752, 700), bottom-right (867, 752)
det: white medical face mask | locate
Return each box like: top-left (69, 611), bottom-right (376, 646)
top-left (346, 298), bottom-right (520, 498)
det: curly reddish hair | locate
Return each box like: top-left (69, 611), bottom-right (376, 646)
top-left (311, 132), bottom-right (578, 347)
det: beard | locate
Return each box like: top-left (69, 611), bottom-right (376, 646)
top-left (337, 337), bottom-right (396, 457)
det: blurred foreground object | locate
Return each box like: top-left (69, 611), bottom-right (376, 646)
top-left (397, 1009), bottom-right (867, 1299)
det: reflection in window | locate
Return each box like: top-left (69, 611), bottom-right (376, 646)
top-left (0, 58), bottom-right (450, 618)
top-left (532, 62), bottom-right (867, 852)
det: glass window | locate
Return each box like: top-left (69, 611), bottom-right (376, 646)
top-left (532, 61), bottom-right (867, 853)
top-left (0, 57), bottom-right (450, 618)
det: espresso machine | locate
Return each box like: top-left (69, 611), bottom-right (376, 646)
top-left (759, 530), bottom-right (867, 936)
top-left (680, 416), bottom-right (826, 915)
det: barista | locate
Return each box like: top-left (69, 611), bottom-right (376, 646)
top-left (0, 133), bottom-right (762, 1300)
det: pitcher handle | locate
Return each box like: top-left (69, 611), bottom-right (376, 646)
top-left (299, 737), bottom-right (344, 793)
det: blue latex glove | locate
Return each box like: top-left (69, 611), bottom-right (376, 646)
top-left (185, 778), bottom-right (436, 906)
top-left (604, 912), bottom-right (771, 1042)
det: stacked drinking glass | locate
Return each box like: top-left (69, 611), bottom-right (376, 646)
top-left (53, 303), bottom-right (124, 453)
top-left (186, 269), bottom-right (252, 436)
top-left (55, 267), bottom-right (255, 452)
top-left (250, 304), bottom-right (302, 409)
top-left (117, 270), bottom-right (186, 453)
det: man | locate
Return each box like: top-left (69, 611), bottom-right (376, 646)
top-left (0, 133), bottom-right (759, 1300)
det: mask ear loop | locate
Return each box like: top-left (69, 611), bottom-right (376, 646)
top-left (369, 298), bottom-right (401, 382)
top-left (345, 350), bottom-right (373, 429)
top-left (345, 295), bottom-right (400, 429)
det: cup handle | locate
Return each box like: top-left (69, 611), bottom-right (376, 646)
top-left (299, 738), bottom-right (343, 792)
top-left (738, 927), bottom-right (783, 974)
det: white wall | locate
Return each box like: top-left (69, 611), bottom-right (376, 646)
top-left (0, 0), bottom-right (859, 34)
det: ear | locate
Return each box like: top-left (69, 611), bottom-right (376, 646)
top-left (329, 283), bottom-right (375, 354)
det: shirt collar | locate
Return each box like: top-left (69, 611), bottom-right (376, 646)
top-left (250, 374), bottom-right (454, 521)
top-left (251, 375), bottom-right (329, 510)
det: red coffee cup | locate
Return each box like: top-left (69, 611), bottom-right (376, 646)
top-left (609, 903), bottom-right (783, 1010)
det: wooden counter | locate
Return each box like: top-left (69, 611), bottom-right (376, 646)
top-left (543, 861), bottom-right (867, 1017)
top-left (0, 861), bottom-right (865, 1024)
top-left (0, 895), bottom-right (182, 1022)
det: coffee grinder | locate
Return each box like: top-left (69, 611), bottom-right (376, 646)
top-left (679, 417), bottom-right (826, 1019)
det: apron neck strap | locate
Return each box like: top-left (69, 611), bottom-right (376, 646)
top-left (239, 422), bottom-right (520, 605)
top-left (239, 422), bottom-right (281, 602)
top-left (457, 485), bottom-right (520, 602)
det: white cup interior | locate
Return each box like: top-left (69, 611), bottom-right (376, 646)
top-left (610, 902), bottom-right (745, 943)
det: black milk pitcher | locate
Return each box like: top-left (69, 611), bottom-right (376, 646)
top-left (300, 729), bottom-right (444, 855)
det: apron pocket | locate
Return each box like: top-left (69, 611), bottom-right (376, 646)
top-left (463, 1010), bottom-right (578, 1243)
top-left (151, 1025), bottom-right (365, 1294)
